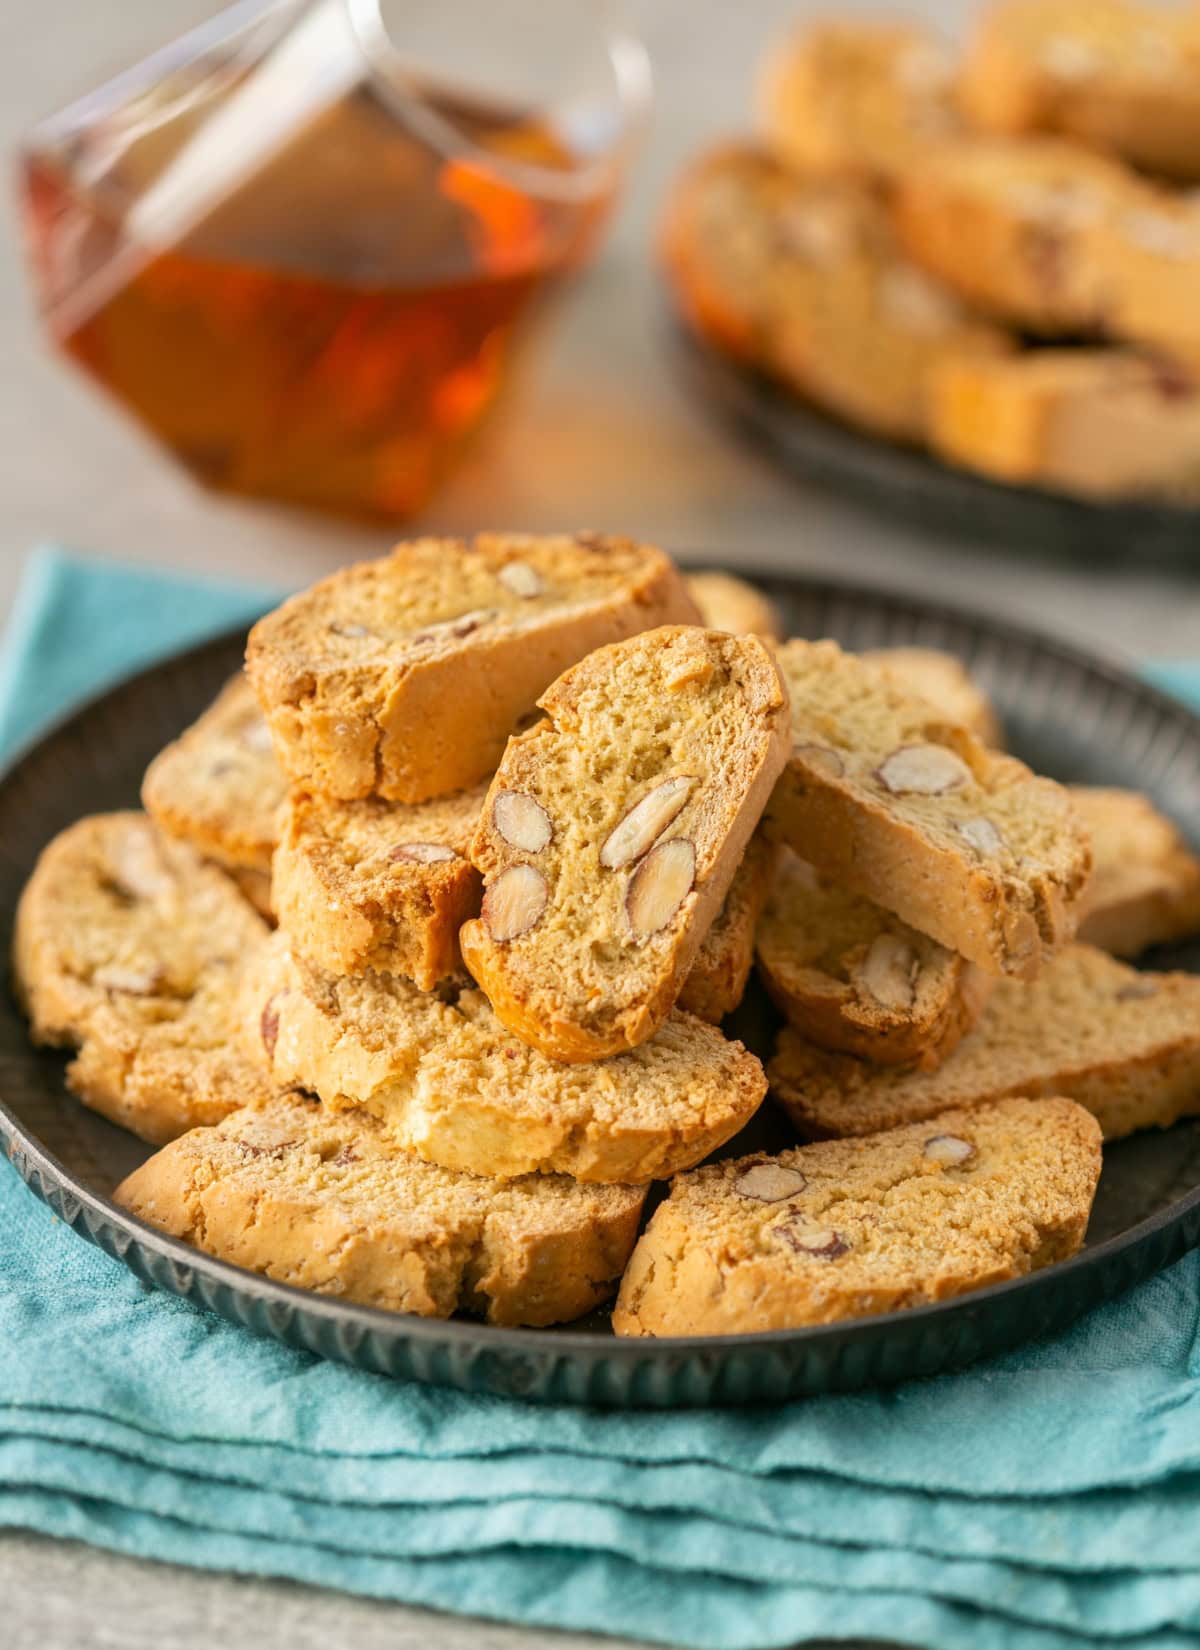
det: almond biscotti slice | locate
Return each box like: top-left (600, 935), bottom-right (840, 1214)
top-left (890, 134), bottom-right (1145, 335)
top-left (684, 572), bottom-right (781, 640)
top-left (663, 144), bottom-right (1010, 445)
top-left (1073, 787), bottom-right (1200, 957)
top-left (677, 835), bottom-right (778, 1025)
top-left (757, 18), bottom-right (959, 186)
top-left (272, 783), bottom-right (488, 988)
top-left (142, 674), bottom-right (287, 890)
top-left (756, 851), bottom-right (993, 1069)
top-left (241, 933), bottom-right (766, 1183)
top-left (959, 0), bottom-right (1200, 184)
top-left (14, 814), bottom-right (271, 1144)
top-left (929, 349), bottom-right (1200, 501)
top-left (459, 627), bottom-right (791, 1061)
top-left (613, 1097), bottom-right (1100, 1336)
top-left (860, 647), bottom-right (1004, 748)
top-left (246, 532), bottom-right (698, 805)
top-left (771, 942), bottom-right (1200, 1141)
top-left (115, 1094), bottom-right (646, 1327)
top-left (765, 639), bottom-right (1091, 978)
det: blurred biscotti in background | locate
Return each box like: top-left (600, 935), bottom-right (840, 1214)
top-left (664, 0), bottom-right (1200, 502)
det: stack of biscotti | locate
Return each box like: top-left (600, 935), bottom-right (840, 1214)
top-left (662, 1), bottom-right (1200, 503)
top-left (18, 550), bottom-right (1197, 1341)
top-left (102, 536), bottom-right (807, 1329)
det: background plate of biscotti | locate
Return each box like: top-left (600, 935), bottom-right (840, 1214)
top-left (3, 571), bottom-right (1200, 1407)
top-left (674, 328), bottom-right (1200, 564)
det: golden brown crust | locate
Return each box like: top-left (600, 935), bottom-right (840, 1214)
top-left (116, 1094), bottom-right (647, 1327)
top-left (142, 675), bottom-right (285, 875)
top-left (765, 639), bottom-right (1091, 979)
top-left (14, 813), bottom-right (271, 1144)
top-left (770, 942), bottom-right (1200, 1142)
top-left (677, 835), bottom-right (778, 1024)
top-left (1072, 786), bottom-right (1200, 955)
top-left (683, 572), bottom-right (782, 640)
top-left (758, 17), bottom-right (959, 185)
top-left (246, 533), bottom-right (699, 805)
top-left (459, 628), bottom-right (792, 1061)
top-left (272, 786), bottom-right (486, 987)
top-left (959, 0), bottom-right (1200, 184)
top-left (613, 1098), bottom-right (1101, 1335)
top-left (239, 933), bottom-right (766, 1184)
top-left (756, 852), bottom-right (993, 1069)
top-left (662, 143), bottom-right (1009, 445)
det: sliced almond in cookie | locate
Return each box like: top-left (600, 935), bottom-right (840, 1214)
top-left (766, 639), bottom-right (1091, 979)
top-left (246, 533), bottom-right (700, 804)
top-left (770, 941), bottom-right (1200, 1143)
top-left (460, 626), bottom-right (791, 1062)
top-left (493, 791), bottom-right (553, 854)
top-left (14, 813), bottom-right (270, 1145)
top-left (756, 850), bottom-right (992, 1071)
top-left (613, 1097), bottom-right (1101, 1335)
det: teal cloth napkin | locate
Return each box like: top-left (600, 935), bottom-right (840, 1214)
top-left (3, 546), bottom-right (1200, 1650)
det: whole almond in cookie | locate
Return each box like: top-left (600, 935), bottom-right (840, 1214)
top-left (460, 626), bottom-right (792, 1062)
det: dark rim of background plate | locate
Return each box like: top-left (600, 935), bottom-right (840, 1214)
top-left (670, 319), bottom-right (1200, 565)
top-left (1, 568), bottom-right (1199, 1407)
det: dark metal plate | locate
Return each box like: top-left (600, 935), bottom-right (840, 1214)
top-left (2, 572), bottom-right (1200, 1406)
top-left (673, 324), bottom-right (1200, 564)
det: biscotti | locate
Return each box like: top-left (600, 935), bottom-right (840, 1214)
top-left (613, 1097), bottom-right (1100, 1335)
top-left (459, 627), bottom-right (791, 1061)
top-left (115, 1094), bottom-right (647, 1327)
top-left (14, 814), bottom-right (270, 1144)
top-left (758, 18), bottom-right (959, 186)
top-left (663, 144), bottom-right (1009, 444)
top-left (677, 834), bottom-right (777, 1024)
top-left (890, 134), bottom-right (1142, 335)
top-left (770, 942), bottom-right (1200, 1141)
top-left (272, 784), bottom-right (487, 987)
top-left (756, 851), bottom-right (992, 1069)
top-left (929, 349), bottom-right (1200, 500)
top-left (684, 572), bottom-right (781, 640)
top-left (246, 532), bottom-right (699, 805)
top-left (241, 933), bottom-right (766, 1183)
top-left (960, 0), bottom-right (1200, 183)
top-left (861, 647), bottom-right (1004, 748)
top-left (142, 674), bottom-right (286, 886)
top-left (765, 639), bottom-right (1091, 978)
top-left (1072, 786), bottom-right (1200, 957)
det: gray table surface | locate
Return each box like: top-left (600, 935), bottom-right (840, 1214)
top-left (1, 1), bottom-right (1197, 1645)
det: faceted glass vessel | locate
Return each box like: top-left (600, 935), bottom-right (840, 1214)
top-left (19, 0), bottom-right (649, 517)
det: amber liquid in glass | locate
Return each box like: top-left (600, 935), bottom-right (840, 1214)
top-left (22, 82), bottom-right (607, 516)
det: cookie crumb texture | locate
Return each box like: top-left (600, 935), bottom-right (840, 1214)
top-left (142, 674), bottom-right (287, 876)
top-left (756, 851), bottom-right (992, 1069)
top-left (613, 1097), bottom-right (1101, 1335)
top-left (460, 627), bottom-right (791, 1061)
top-left (272, 784), bottom-right (487, 987)
top-left (14, 814), bottom-right (271, 1144)
top-left (860, 647), bottom-right (1004, 748)
top-left (766, 639), bottom-right (1091, 979)
top-left (771, 942), bottom-right (1200, 1141)
top-left (116, 1094), bottom-right (646, 1326)
top-left (246, 532), bottom-right (699, 805)
top-left (241, 933), bottom-right (766, 1183)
